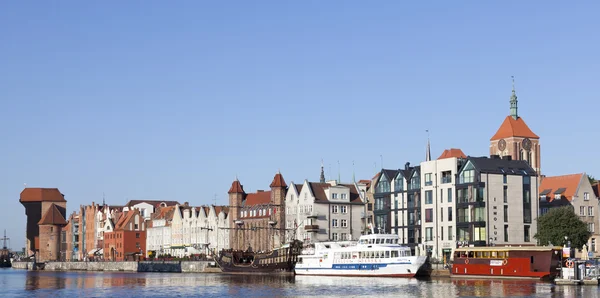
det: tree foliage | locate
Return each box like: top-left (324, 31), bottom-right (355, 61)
top-left (534, 206), bottom-right (591, 249)
top-left (589, 175), bottom-right (597, 185)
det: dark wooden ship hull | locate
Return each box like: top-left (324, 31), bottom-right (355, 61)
top-left (215, 240), bottom-right (302, 274)
top-left (0, 250), bottom-right (11, 268)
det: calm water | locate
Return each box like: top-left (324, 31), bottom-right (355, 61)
top-left (1, 268), bottom-right (599, 297)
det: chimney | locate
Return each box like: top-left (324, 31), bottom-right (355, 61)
top-left (405, 162), bottom-right (410, 170)
top-left (184, 202), bottom-right (189, 207)
top-left (257, 190), bottom-right (264, 193)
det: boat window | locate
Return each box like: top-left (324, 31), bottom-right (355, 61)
top-left (385, 251), bottom-right (390, 258)
top-left (505, 252), bottom-right (509, 258)
top-left (475, 252), bottom-right (482, 258)
top-left (392, 251), bottom-right (398, 258)
top-left (468, 251), bottom-right (474, 258)
top-left (483, 251), bottom-right (489, 258)
top-left (498, 251), bottom-right (505, 258)
top-left (491, 251), bottom-right (497, 258)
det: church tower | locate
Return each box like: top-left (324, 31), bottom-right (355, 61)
top-left (490, 78), bottom-right (541, 174)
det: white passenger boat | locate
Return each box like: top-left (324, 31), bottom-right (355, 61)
top-left (294, 233), bottom-right (429, 277)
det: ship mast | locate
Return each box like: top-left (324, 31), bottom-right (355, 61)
top-left (1, 230), bottom-right (8, 250)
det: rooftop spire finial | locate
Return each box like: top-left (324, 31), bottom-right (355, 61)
top-left (426, 130), bottom-right (431, 161)
top-left (510, 75), bottom-right (519, 119)
top-left (352, 160), bottom-right (356, 183)
top-left (320, 159), bottom-right (325, 183)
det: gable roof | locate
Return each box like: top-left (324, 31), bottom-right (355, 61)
top-left (593, 183), bottom-right (599, 198)
top-left (538, 173), bottom-right (583, 202)
top-left (214, 205), bottom-right (229, 217)
top-left (438, 148), bottom-right (467, 160)
top-left (306, 182), bottom-right (363, 204)
top-left (38, 204), bottom-right (68, 225)
top-left (115, 209), bottom-right (140, 230)
top-left (295, 184), bottom-right (304, 193)
top-left (382, 169), bottom-right (399, 181)
top-left (125, 200), bottom-right (179, 208)
top-left (490, 116), bottom-right (539, 141)
top-left (20, 188), bottom-right (65, 203)
top-left (463, 156), bottom-right (536, 176)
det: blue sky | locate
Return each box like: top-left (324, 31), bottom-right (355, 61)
top-left (1, 1), bottom-right (598, 249)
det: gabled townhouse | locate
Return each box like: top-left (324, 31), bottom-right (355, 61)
top-left (372, 162), bottom-right (422, 255)
top-left (455, 155), bottom-right (539, 249)
top-left (284, 178), bottom-right (366, 244)
top-left (104, 209), bottom-right (146, 261)
top-left (539, 173), bottom-right (600, 257)
top-left (228, 172), bottom-right (287, 252)
top-left (420, 148), bottom-right (467, 263)
top-left (123, 200), bottom-right (180, 221)
top-left (147, 204), bottom-right (230, 258)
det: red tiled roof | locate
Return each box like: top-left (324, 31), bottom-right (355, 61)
top-left (308, 182), bottom-right (363, 204)
top-left (490, 116), bottom-right (539, 141)
top-left (228, 180), bottom-right (244, 194)
top-left (115, 209), bottom-right (141, 230)
top-left (20, 188), bottom-right (65, 203)
top-left (270, 172), bottom-right (287, 188)
top-left (539, 173), bottom-right (583, 202)
top-left (245, 191), bottom-right (272, 206)
top-left (214, 206), bottom-right (229, 216)
top-left (438, 148), bottom-right (467, 160)
top-left (38, 204), bottom-right (68, 225)
top-left (591, 183), bottom-right (599, 199)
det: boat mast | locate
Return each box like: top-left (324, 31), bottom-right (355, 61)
top-left (1, 230), bottom-right (8, 250)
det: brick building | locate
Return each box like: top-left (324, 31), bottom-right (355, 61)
top-left (20, 188), bottom-right (68, 262)
top-left (228, 172), bottom-right (287, 252)
top-left (104, 209), bottom-right (146, 261)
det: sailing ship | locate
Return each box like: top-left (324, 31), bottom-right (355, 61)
top-left (0, 230), bottom-right (11, 268)
top-left (295, 232), bottom-right (431, 277)
top-left (214, 239), bottom-right (303, 273)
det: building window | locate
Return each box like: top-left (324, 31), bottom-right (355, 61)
top-left (448, 207), bottom-right (453, 221)
top-left (340, 206), bottom-right (347, 214)
top-left (448, 188), bottom-right (452, 203)
top-left (332, 233), bottom-right (339, 241)
top-left (589, 223), bottom-right (595, 233)
top-left (394, 175), bottom-right (404, 191)
top-left (524, 225), bottom-right (530, 242)
top-left (504, 205), bottom-right (508, 222)
top-left (134, 224), bottom-right (139, 230)
top-left (332, 219), bottom-right (338, 227)
top-left (440, 208), bottom-right (443, 222)
top-left (375, 197), bottom-right (385, 211)
top-left (503, 186), bottom-right (508, 203)
top-left (341, 233), bottom-right (347, 240)
top-left (541, 208), bottom-right (548, 215)
top-left (474, 227), bottom-right (486, 241)
top-left (440, 189), bottom-right (444, 203)
top-left (581, 206), bottom-right (586, 216)
top-left (441, 171), bottom-right (452, 184)
top-left (503, 174), bottom-right (507, 184)
top-left (425, 173), bottom-right (432, 186)
top-left (136, 233), bottom-right (140, 239)
top-left (425, 227), bottom-right (433, 241)
top-left (341, 193), bottom-right (347, 200)
top-left (589, 206), bottom-right (594, 216)
top-left (504, 225), bottom-right (509, 242)
top-left (441, 226), bottom-right (444, 241)
top-left (584, 192), bottom-right (590, 201)
top-left (425, 209), bottom-right (433, 223)
top-left (459, 169), bottom-right (474, 184)
top-left (377, 175), bottom-right (390, 193)
top-left (332, 205), bottom-right (338, 214)
top-left (448, 226), bottom-right (453, 240)
top-left (332, 193), bottom-right (338, 199)
top-left (409, 173), bottom-right (421, 190)
top-left (341, 219), bottom-right (348, 227)
top-left (425, 191), bottom-right (433, 204)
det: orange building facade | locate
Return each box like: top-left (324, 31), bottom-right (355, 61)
top-left (104, 209), bottom-right (146, 261)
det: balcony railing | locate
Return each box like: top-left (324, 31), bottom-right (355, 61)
top-left (305, 225), bottom-right (319, 232)
top-left (441, 177), bottom-right (452, 184)
top-left (457, 216), bottom-right (469, 223)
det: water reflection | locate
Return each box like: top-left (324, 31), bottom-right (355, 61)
top-left (1, 270), bottom-right (599, 297)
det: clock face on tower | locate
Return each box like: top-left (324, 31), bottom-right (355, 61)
top-left (498, 139), bottom-right (506, 151)
top-left (522, 138), bottom-right (532, 151)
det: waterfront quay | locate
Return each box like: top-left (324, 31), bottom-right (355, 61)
top-left (11, 261), bottom-right (215, 273)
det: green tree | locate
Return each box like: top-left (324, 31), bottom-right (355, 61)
top-left (588, 175), bottom-right (597, 185)
top-left (534, 206), bottom-right (591, 249)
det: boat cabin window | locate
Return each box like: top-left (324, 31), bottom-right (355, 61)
top-left (392, 251), bottom-right (399, 258)
top-left (483, 251), bottom-right (489, 258)
top-left (385, 251), bottom-right (390, 258)
top-left (498, 251), bottom-right (505, 258)
top-left (491, 251), bottom-right (497, 258)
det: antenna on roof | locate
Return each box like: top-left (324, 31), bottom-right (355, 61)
top-left (213, 193), bottom-right (217, 206)
top-left (352, 160), bottom-right (356, 183)
top-left (337, 160), bottom-right (341, 183)
top-left (380, 155), bottom-right (384, 169)
top-left (103, 192), bottom-right (106, 206)
top-left (426, 129), bottom-right (431, 162)
top-left (23, 183), bottom-right (27, 188)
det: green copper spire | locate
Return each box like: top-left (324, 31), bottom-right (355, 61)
top-left (510, 76), bottom-right (518, 119)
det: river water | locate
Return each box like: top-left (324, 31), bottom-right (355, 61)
top-left (1, 269), bottom-right (598, 297)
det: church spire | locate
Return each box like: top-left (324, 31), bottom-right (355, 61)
top-left (510, 76), bottom-right (518, 119)
top-left (425, 130), bottom-right (431, 161)
top-left (320, 159), bottom-right (325, 183)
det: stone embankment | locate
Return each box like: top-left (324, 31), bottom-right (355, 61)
top-left (11, 261), bottom-right (216, 273)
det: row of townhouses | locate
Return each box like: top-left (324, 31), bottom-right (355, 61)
top-left (19, 85), bottom-right (600, 263)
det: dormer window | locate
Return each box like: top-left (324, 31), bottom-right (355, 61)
top-left (376, 175), bottom-right (390, 193)
top-left (394, 174), bottom-right (404, 191)
top-left (554, 194), bottom-right (562, 200)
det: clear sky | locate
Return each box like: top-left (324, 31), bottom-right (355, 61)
top-left (1, 1), bottom-right (598, 250)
